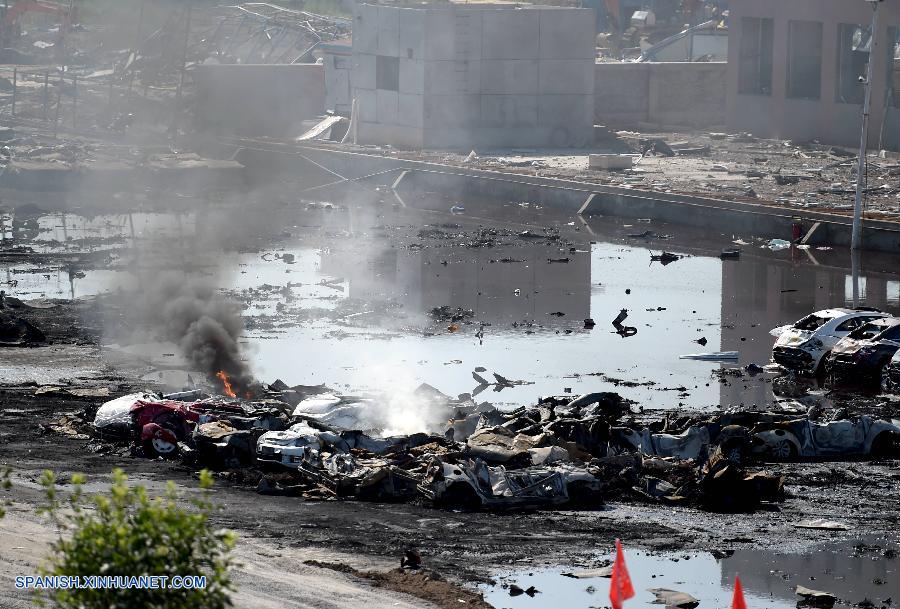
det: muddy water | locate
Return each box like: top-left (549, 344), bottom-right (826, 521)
top-left (481, 539), bottom-right (900, 609)
top-left (3, 194), bottom-right (900, 409)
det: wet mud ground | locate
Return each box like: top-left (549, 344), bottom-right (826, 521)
top-left (2, 181), bottom-right (900, 607)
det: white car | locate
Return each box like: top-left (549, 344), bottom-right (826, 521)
top-left (256, 422), bottom-right (327, 467)
top-left (753, 416), bottom-right (900, 459)
top-left (771, 308), bottom-right (889, 376)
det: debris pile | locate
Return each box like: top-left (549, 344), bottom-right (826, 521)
top-left (82, 382), bottom-right (900, 513)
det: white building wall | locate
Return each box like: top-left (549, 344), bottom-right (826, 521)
top-left (353, 3), bottom-right (596, 149)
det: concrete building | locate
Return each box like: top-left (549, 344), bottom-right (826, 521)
top-left (320, 42), bottom-right (353, 115)
top-left (351, 3), bottom-right (596, 149)
top-left (727, 0), bottom-right (900, 149)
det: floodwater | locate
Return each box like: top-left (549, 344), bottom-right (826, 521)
top-left (480, 538), bottom-right (900, 609)
top-left (3, 192), bottom-right (900, 410)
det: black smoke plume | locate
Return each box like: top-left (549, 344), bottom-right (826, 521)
top-left (139, 274), bottom-right (252, 393)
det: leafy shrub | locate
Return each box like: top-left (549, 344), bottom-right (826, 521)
top-left (0, 466), bottom-right (10, 518)
top-left (38, 468), bottom-right (235, 609)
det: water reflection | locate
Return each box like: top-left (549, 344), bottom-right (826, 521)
top-left (480, 541), bottom-right (900, 609)
top-left (3, 197), bottom-right (900, 409)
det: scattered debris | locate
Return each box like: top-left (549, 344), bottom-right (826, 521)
top-left (650, 252), bottom-right (681, 265)
top-left (612, 309), bottom-right (637, 337)
top-left (648, 588), bottom-right (700, 609)
top-left (796, 585), bottom-right (837, 609)
top-left (795, 519), bottom-right (851, 531)
top-left (0, 311), bottom-right (45, 346)
top-left (679, 352), bottom-right (739, 361)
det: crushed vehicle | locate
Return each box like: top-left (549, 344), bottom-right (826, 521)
top-left (418, 458), bottom-right (602, 509)
top-left (610, 425), bottom-right (711, 460)
top-left (256, 421), bottom-right (325, 468)
top-left (771, 308), bottom-right (889, 376)
top-left (93, 391), bottom-right (288, 461)
top-left (751, 416), bottom-right (900, 460)
top-left (826, 318), bottom-right (900, 384)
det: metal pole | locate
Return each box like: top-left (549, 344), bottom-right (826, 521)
top-left (72, 74), bottom-right (77, 128)
top-left (42, 70), bottom-right (49, 120)
top-left (852, 1), bottom-right (881, 251)
top-left (129, 0), bottom-right (145, 93)
top-left (53, 73), bottom-right (62, 138)
top-left (11, 68), bottom-right (16, 116)
top-left (172, 1), bottom-right (193, 134)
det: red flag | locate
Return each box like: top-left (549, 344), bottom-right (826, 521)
top-left (610, 538), bottom-right (635, 609)
top-left (732, 575), bottom-right (747, 609)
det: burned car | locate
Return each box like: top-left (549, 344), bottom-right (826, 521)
top-left (256, 419), bottom-right (436, 469)
top-left (610, 425), bottom-right (711, 461)
top-left (418, 457), bottom-right (602, 509)
top-left (256, 421), bottom-right (324, 468)
top-left (826, 318), bottom-right (900, 384)
top-left (752, 416), bottom-right (900, 460)
top-left (93, 392), bottom-right (287, 459)
top-left (771, 308), bottom-right (889, 376)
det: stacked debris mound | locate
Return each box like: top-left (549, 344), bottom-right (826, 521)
top-left (87, 382), bottom-right (900, 513)
top-left (92, 389), bottom-right (291, 468)
top-left (0, 310), bottom-right (45, 346)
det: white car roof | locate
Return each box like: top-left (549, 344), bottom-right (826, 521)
top-left (812, 309), bottom-right (886, 321)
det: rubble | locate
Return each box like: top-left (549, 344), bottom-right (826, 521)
top-left (0, 310), bottom-right (45, 346)
top-left (73, 379), bottom-right (900, 514)
top-left (648, 588), bottom-right (699, 608)
top-left (796, 585), bottom-right (838, 609)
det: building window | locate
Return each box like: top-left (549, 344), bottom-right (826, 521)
top-left (836, 23), bottom-right (870, 104)
top-left (845, 274), bottom-right (867, 303)
top-left (787, 20), bottom-right (823, 100)
top-left (738, 17), bottom-right (774, 95)
top-left (889, 27), bottom-right (900, 108)
top-left (376, 55), bottom-right (400, 91)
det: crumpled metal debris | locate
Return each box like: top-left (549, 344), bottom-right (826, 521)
top-left (84, 380), bottom-right (897, 513)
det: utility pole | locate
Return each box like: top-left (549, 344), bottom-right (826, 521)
top-left (851, 0), bottom-right (883, 252)
top-left (177, 4), bottom-right (193, 106)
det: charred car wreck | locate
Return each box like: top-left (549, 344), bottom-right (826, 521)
top-left (89, 383), bottom-right (900, 513)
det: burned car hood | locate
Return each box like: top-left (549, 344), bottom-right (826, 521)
top-left (774, 328), bottom-right (815, 347)
top-left (830, 337), bottom-right (869, 355)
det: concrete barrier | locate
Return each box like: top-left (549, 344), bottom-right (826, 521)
top-left (233, 142), bottom-right (900, 253)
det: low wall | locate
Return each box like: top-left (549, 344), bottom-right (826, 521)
top-left (594, 61), bottom-right (727, 128)
top-left (193, 64), bottom-right (325, 138)
top-left (230, 143), bottom-right (900, 254)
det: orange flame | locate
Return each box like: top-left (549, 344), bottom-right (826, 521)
top-left (216, 371), bottom-right (236, 398)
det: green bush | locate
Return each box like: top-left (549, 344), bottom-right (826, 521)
top-left (37, 468), bottom-right (236, 609)
top-left (0, 466), bottom-right (10, 519)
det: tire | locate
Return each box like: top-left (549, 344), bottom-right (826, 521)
top-left (870, 432), bottom-right (899, 458)
top-left (770, 439), bottom-right (797, 460)
top-left (882, 373), bottom-right (896, 395)
top-left (725, 447), bottom-right (744, 464)
top-left (142, 434), bottom-right (178, 459)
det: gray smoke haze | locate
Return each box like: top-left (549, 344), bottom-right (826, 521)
top-left (138, 273), bottom-right (252, 393)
